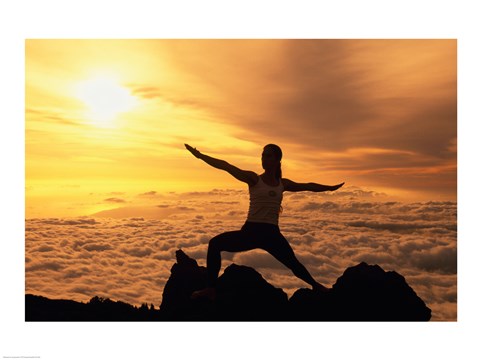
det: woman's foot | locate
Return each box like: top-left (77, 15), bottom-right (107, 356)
top-left (191, 287), bottom-right (217, 301)
top-left (312, 282), bottom-right (330, 293)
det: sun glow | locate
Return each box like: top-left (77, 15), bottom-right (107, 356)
top-left (75, 75), bottom-right (138, 127)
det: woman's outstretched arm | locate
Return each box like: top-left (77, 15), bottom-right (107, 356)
top-left (185, 144), bottom-right (258, 186)
top-left (283, 178), bottom-right (345, 192)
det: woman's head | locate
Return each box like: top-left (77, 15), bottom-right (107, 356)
top-left (262, 144), bottom-right (283, 180)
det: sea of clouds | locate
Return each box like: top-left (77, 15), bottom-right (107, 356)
top-left (25, 187), bottom-right (457, 321)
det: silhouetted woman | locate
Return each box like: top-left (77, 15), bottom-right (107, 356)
top-left (185, 143), bottom-right (344, 300)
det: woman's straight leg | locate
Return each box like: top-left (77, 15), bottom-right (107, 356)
top-left (263, 231), bottom-right (319, 288)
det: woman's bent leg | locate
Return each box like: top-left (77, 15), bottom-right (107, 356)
top-left (206, 229), bottom-right (259, 287)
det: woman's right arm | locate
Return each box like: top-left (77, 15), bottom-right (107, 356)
top-left (185, 144), bottom-right (258, 186)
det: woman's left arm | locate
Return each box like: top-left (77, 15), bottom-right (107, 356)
top-left (283, 178), bottom-right (345, 192)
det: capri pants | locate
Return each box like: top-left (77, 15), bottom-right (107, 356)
top-left (206, 221), bottom-right (317, 287)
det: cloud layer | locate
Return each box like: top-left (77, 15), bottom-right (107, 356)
top-left (25, 188), bottom-right (456, 320)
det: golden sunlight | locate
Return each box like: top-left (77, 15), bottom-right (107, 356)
top-left (75, 75), bottom-right (138, 127)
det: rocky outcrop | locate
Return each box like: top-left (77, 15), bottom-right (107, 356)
top-left (289, 262), bottom-right (431, 321)
top-left (160, 250), bottom-right (289, 320)
top-left (159, 250), bottom-right (431, 321)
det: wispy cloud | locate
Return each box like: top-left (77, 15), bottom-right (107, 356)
top-left (26, 107), bottom-right (85, 127)
top-left (104, 198), bottom-right (126, 203)
top-left (138, 191), bottom-right (158, 197)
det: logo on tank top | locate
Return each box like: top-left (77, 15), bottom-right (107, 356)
top-left (268, 190), bottom-right (277, 197)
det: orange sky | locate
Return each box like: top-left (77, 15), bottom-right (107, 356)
top-left (25, 39), bottom-right (457, 218)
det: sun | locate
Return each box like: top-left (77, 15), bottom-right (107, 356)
top-left (75, 75), bottom-right (138, 127)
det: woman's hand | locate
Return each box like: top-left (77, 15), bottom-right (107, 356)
top-left (185, 144), bottom-right (202, 158)
top-left (330, 182), bottom-right (345, 191)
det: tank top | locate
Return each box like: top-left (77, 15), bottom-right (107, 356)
top-left (246, 176), bottom-right (284, 225)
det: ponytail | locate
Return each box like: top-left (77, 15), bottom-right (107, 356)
top-left (264, 144), bottom-right (283, 181)
top-left (276, 162), bottom-right (282, 181)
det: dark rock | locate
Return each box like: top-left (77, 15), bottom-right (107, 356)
top-left (159, 249), bottom-right (210, 320)
top-left (210, 263), bottom-right (288, 320)
top-left (159, 250), bottom-right (289, 320)
top-left (333, 262), bottom-right (431, 321)
top-left (290, 262), bottom-right (431, 321)
top-left (288, 288), bottom-right (333, 320)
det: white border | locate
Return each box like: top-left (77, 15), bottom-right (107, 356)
top-left (2, 1), bottom-right (478, 359)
